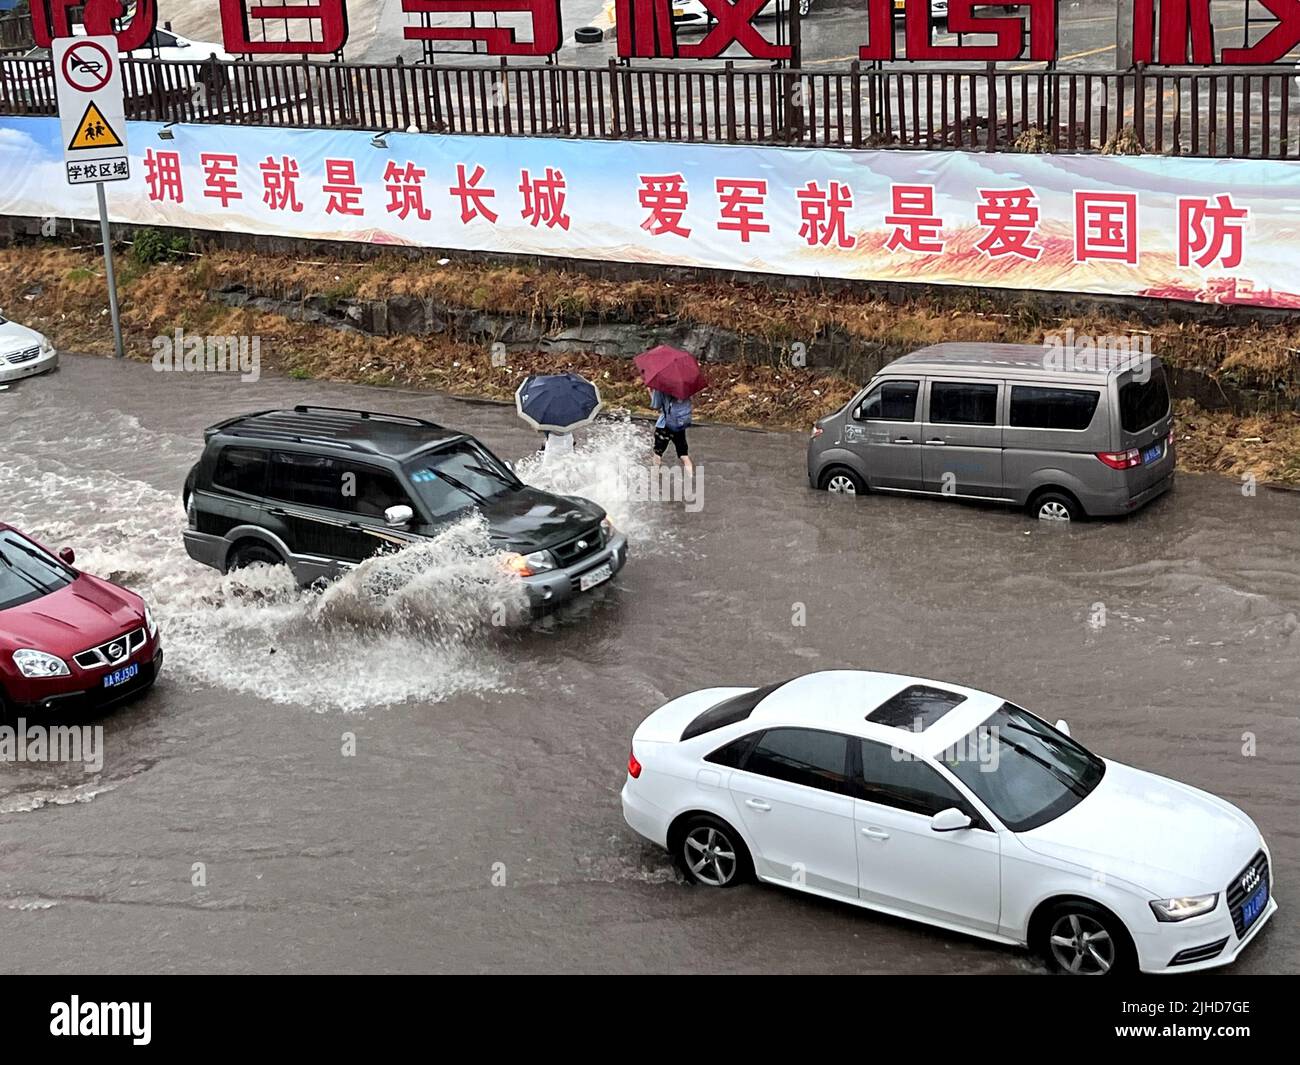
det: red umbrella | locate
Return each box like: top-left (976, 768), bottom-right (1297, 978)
top-left (633, 345), bottom-right (708, 400)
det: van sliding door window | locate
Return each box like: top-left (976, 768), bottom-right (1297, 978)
top-left (929, 382), bottom-right (999, 425)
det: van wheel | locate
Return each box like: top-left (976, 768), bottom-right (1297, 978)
top-left (228, 542), bottom-right (284, 571)
top-left (820, 467), bottom-right (866, 496)
top-left (1031, 491), bottom-right (1081, 523)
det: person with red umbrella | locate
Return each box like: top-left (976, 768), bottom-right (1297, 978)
top-left (633, 345), bottom-right (708, 476)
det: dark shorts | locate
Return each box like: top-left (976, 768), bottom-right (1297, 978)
top-left (653, 426), bottom-right (689, 458)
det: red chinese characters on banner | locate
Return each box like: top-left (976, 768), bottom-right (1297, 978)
top-left (144, 148), bottom-right (184, 204)
top-left (885, 184), bottom-right (944, 254)
top-left (1074, 192), bottom-right (1138, 264)
top-left (975, 188), bottom-right (1042, 260)
top-left (33, 0), bottom-right (157, 52)
top-left (519, 168), bottom-right (571, 229)
top-left (219, 0), bottom-right (350, 55)
top-left (384, 161), bottom-right (433, 221)
top-left (323, 159), bottom-right (364, 215)
top-left (201, 153), bottom-right (242, 207)
top-left (260, 156), bottom-right (304, 212)
top-left (638, 174), bottom-right (692, 237)
top-left (451, 163), bottom-right (499, 223)
top-left (797, 181), bottom-right (855, 249)
top-left (401, 0), bottom-right (561, 56)
top-left (1178, 194), bottom-right (1248, 268)
top-left (715, 178), bottom-right (769, 242)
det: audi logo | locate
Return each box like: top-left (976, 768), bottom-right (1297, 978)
top-left (1241, 867), bottom-right (1260, 893)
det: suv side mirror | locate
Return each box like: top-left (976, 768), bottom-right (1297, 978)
top-left (930, 807), bottom-right (972, 833)
top-left (58, 547), bottom-right (76, 565)
top-left (1055, 719), bottom-right (1071, 737)
top-left (384, 505), bottom-right (414, 528)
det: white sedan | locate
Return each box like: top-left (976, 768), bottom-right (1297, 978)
top-left (671, 0), bottom-right (812, 32)
top-left (622, 670), bottom-right (1277, 974)
top-left (0, 312), bottom-right (58, 384)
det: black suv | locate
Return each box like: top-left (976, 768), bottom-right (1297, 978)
top-left (182, 406), bottom-right (627, 608)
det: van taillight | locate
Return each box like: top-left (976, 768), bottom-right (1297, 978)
top-left (1096, 448), bottom-right (1141, 470)
top-left (627, 750), bottom-right (642, 779)
top-left (810, 425), bottom-right (824, 439)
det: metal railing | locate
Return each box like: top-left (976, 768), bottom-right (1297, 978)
top-left (1, 55), bottom-right (1297, 158)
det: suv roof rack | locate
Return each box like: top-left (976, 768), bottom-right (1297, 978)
top-left (290, 405), bottom-right (444, 429)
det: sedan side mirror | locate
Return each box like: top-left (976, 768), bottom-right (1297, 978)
top-left (58, 546), bottom-right (76, 565)
top-left (384, 505), bottom-right (414, 528)
top-left (1055, 719), bottom-right (1071, 737)
top-left (930, 807), bottom-right (972, 833)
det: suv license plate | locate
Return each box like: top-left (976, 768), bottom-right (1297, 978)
top-left (579, 563), bottom-right (612, 592)
top-left (103, 662), bottom-right (139, 689)
top-left (1141, 442), bottom-right (1164, 465)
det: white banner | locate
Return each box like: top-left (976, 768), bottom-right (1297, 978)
top-left (2, 116), bottom-right (1298, 309)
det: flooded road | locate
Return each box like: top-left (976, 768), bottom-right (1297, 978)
top-left (1, 354), bottom-right (1297, 974)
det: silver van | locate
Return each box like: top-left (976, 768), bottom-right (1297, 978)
top-left (807, 342), bottom-right (1175, 521)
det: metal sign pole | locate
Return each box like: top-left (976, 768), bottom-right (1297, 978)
top-left (95, 181), bottom-right (124, 360)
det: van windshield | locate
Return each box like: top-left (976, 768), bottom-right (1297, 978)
top-left (1119, 367), bottom-right (1170, 433)
top-left (404, 442), bottom-right (520, 518)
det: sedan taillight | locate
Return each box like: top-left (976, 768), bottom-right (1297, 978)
top-left (1096, 448), bottom-right (1142, 470)
top-left (627, 749), bottom-right (642, 779)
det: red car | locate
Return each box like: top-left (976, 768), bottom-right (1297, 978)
top-left (0, 523), bottom-right (162, 715)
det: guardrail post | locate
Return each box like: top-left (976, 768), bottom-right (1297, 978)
top-left (850, 60), bottom-right (862, 148)
top-left (725, 60), bottom-right (737, 142)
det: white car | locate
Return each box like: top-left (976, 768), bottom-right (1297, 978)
top-left (622, 670), bottom-right (1277, 974)
top-left (672, 0), bottom-right (812, 31)
top-left (0, 313), bottom-right (58, 383)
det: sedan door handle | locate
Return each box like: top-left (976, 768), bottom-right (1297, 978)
top-left (744, 798), bottom-right (772, 812)
top-left (267, 507), bottom-right (287, 517)
top-left (925, 439), bottom-right (946, 446)
top-left (860, 827), bottom-right (890, 840)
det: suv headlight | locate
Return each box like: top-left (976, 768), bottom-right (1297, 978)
top-left (504, 550), bottom-right (555, 577)
top-left (600, 517), bottom-right (615, 540)
top-left (144, 603), bottom-right (159, 638)
top-left (1149, 894), bottom-right (1218, 922)
top-left (13, 648), bottom-right (71, 678)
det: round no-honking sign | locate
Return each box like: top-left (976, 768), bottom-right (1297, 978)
top-left (60, 40), bottom-right (114, 94)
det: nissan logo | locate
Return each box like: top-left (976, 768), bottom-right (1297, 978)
top-left (107, 642), bottom-right (124, 660)
top-left (1241, 867), bottom-right (1260, 893)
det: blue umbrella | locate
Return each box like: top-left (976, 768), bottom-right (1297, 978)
top-left (515, 373), bottom-right (602, 433)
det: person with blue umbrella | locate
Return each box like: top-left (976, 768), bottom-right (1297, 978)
top-left (515, 372), bottom-right (603, 462)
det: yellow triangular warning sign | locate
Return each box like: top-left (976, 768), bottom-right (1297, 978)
top-left (67, 101), bottom-right (123, 151)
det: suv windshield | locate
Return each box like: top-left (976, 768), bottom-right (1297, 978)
top-left (0, 530), bottom-right (75, 610)
top-left (404, 441), bottom-right (520, 519)
top-left (938, 703), bottom-right (1105, 832)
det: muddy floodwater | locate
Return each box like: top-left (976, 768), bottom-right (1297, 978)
top-left (1, 355), bottom-right (1296, 974)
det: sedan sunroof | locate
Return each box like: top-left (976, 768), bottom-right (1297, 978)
top-left (867, 684), bottom-right (967, 732)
